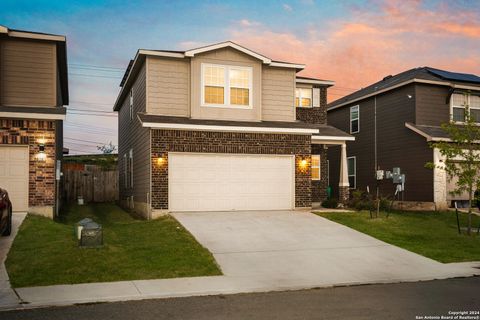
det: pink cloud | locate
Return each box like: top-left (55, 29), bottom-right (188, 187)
top-left (227, 1), bottom-right (480, 102)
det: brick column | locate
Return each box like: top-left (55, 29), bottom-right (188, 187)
top-left (339, 186), bottom-right (350, 204)
top-left (339, 143), bottom-right (350, 205)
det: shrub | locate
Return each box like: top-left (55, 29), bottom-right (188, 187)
top-left (348, 190), bottom-right (373, 211)
top-left (321, 198), bottom-right (338, 209)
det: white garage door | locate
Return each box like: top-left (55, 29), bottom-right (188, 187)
top-left (169, 153), bottom-right (294, 211)
top-left (0, 146), bottom-right (29, 212)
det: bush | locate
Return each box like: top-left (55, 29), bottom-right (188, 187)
top-left (321, 198), bottom-right (338, 209)
top-left (348, 190), bottom-right (373, 211)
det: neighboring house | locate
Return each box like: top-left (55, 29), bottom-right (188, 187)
top-left (114, 41), bottom-right (353, 218)
top-left (0, 25), bottom-right (69, 217)
top-left (327, 67), bottom-right (480, 210)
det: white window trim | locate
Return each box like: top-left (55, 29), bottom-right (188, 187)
top-left (200, 63), bottom-right (253, 109)
top-left (123, 154), bottom-right (127, 188)
top-left (129, 149), bottom-right (133, 189)
top-left (311, 155), bottom-right (320, 181)
top-left (350, 105), bottom-right (360, 134)
top-left (295, 87), bottom-right (313, 108)
top-left (450, 93), bottom-right (480, 125)
top-left (347, 156), bottom-right (356, 189)
top-left (129, 89), bottom-right (134, 121)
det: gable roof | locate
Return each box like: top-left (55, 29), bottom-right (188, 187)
top-left (114, 41), bottom-right (306, 111)
top-left (328, 67), bottom-right (480, 111)
top-left (296, 76), bottom-right (335, 87)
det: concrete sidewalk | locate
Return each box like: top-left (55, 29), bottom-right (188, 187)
top-left (0, 213), bottom-right (26, 310)
top-left (1, 211), bottom-right (480, 311)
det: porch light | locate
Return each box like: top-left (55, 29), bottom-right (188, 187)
top-left (300, 159), bottom-right (307, 167)
top-left (36, 143), bottom-right (46, 161)
top-left (156, 156), bottom-right (165, 166)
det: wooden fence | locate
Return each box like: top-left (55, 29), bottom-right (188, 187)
top-left (62, 165), bottom-right (118, 203)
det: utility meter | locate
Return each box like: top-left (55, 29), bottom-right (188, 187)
top-left (375, 170), bottom-right (384, 180)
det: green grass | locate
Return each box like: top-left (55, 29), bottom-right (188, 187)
top-left (315, 210), bottom-right (480, 263)
top-left (6, 203), bottom-right (221, 288)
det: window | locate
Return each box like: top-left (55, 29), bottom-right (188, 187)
top-left (204, 65), bottom-right (225, 104)
top-left (129, 149), bottom-right (133, 188)
top-left (347, 156), bottom-right (356, 189)
top-left (470, 95), bottom-right (480, 123)
top-left (229, 68), bottom-right (250, 106)
top-left (451, 93), bottom-right (480, 124)
top-left (123, 154), bottom-right (127, 188)
top-left (350, 105), bottom-right (360, 133)
top-left (129, 89), bottom-right (134, 121)
top-left (295, 88), bottom-right (312, 108)
top-left (311, 155), bottom-right (320, 180)
top-left (202, 64), bottom-right (252, 108)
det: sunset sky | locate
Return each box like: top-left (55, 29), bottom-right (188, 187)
top-left (2, 0), bottom-right (479, 154)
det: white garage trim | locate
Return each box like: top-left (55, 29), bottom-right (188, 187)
top-left (168, 152), bottom-right (295, 212)
top-left (0, 145), bottom-right (29, 212)
top-left (141, 122), bottom-right (319, 135)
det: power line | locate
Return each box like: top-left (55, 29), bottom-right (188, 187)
top-left (65, 137), bottom-right (116, 145)
top-left (69, 73), bottom-right (122, 79)
top-left (70, 100), bottom-right (113, 106)
top-left (68, 108), bottom-right (116, 114)
top-left (69, 66), bottom-right (124, 73)
top-left (69, 63), bottom-right (125, 70)
top-left (67, 111), bottom-right (117, 118)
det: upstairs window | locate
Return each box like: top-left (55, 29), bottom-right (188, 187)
top-left (295, 88), bottom-right (312, 108)
top-left (202, 64), bottom-right (252, 108)
top-left (311, 155), bottom-right (320, 180)
top-left (451, 93), bottom-right (480, 124)
top-left (129, 89), bottom-right (134, 121)
top-left (123, 154), bottom-right (127, 188)
top-left (347, 156), bottom-right (356, 189)
top-left (128, 149), bottom-right (133, 189)
top-left (350, 105), bottom-right (360, 133)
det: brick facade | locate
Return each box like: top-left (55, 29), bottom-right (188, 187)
top-left (295, 87), bottom-right (328, 124)
top-left (311, 144), bottom-right (328, 202)
top-left (151, 130), bottom-right (312, 210)
top-left (296, 86), bottom-right (329, 202)
top-left (0, 119), bottom-right (56, 212)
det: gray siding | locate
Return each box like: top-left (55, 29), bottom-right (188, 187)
top-left (328, 84), bottom-right (434, 202)
top-left (415, 84), bottom-right (450, 126)
top-left (262, 67), bottom-right (295, 121)
top-left (118, 63), bottom-right (151, 217)
top-left (146, 56), bottom-right (190, 117)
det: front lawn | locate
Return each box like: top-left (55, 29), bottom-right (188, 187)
top-left (6, 203), bottom-right (221, 288)
top-left (316, 210), bottom-right (480, 263)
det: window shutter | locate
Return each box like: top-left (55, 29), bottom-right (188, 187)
top-left (313, 88), bottom-right (320, 108)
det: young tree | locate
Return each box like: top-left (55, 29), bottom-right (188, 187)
top-left (427, 95), bottom-right (480, 235)
top-left (97, 141), bottom-right (117, 154)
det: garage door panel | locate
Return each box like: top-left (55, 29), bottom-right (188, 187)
top-left (0, 146), bottom-right (29, 212)
top-left (169, 153), bottom-right (294, 212)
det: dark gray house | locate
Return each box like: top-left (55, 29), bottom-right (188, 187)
top-left (327, 67), bottom-right (480, 210)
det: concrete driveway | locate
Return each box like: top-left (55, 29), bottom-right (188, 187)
top-left (0, 213), bottom-right (26, 307)
top-left (173, 210), bottom-right (480, 288)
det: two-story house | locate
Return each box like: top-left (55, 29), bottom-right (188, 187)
top-left (114, 41), bottom-right (353, 218)
top-left (327, 67), bottom-right (480, 210)
top-left (0, 25), bottom-right (69, 217)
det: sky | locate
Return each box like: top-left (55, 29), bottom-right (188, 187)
top-left (1, 0), bottom-right (480, 154)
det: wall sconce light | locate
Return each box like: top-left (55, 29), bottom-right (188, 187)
top-left (156, 156), bottom-right (165, 166)
top-left (36, 139), bottom-right (46, 161)
top-left (300, 159), bottom-right (307, 167)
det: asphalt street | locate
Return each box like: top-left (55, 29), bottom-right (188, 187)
top-left (2, 277), bottom-right (479, 320)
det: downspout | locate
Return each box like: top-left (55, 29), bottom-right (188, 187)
top-left (374, 89), bottom-right (378, 171)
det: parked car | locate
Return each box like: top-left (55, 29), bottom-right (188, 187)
top-left (0, 188), bottom-right (12, 237)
